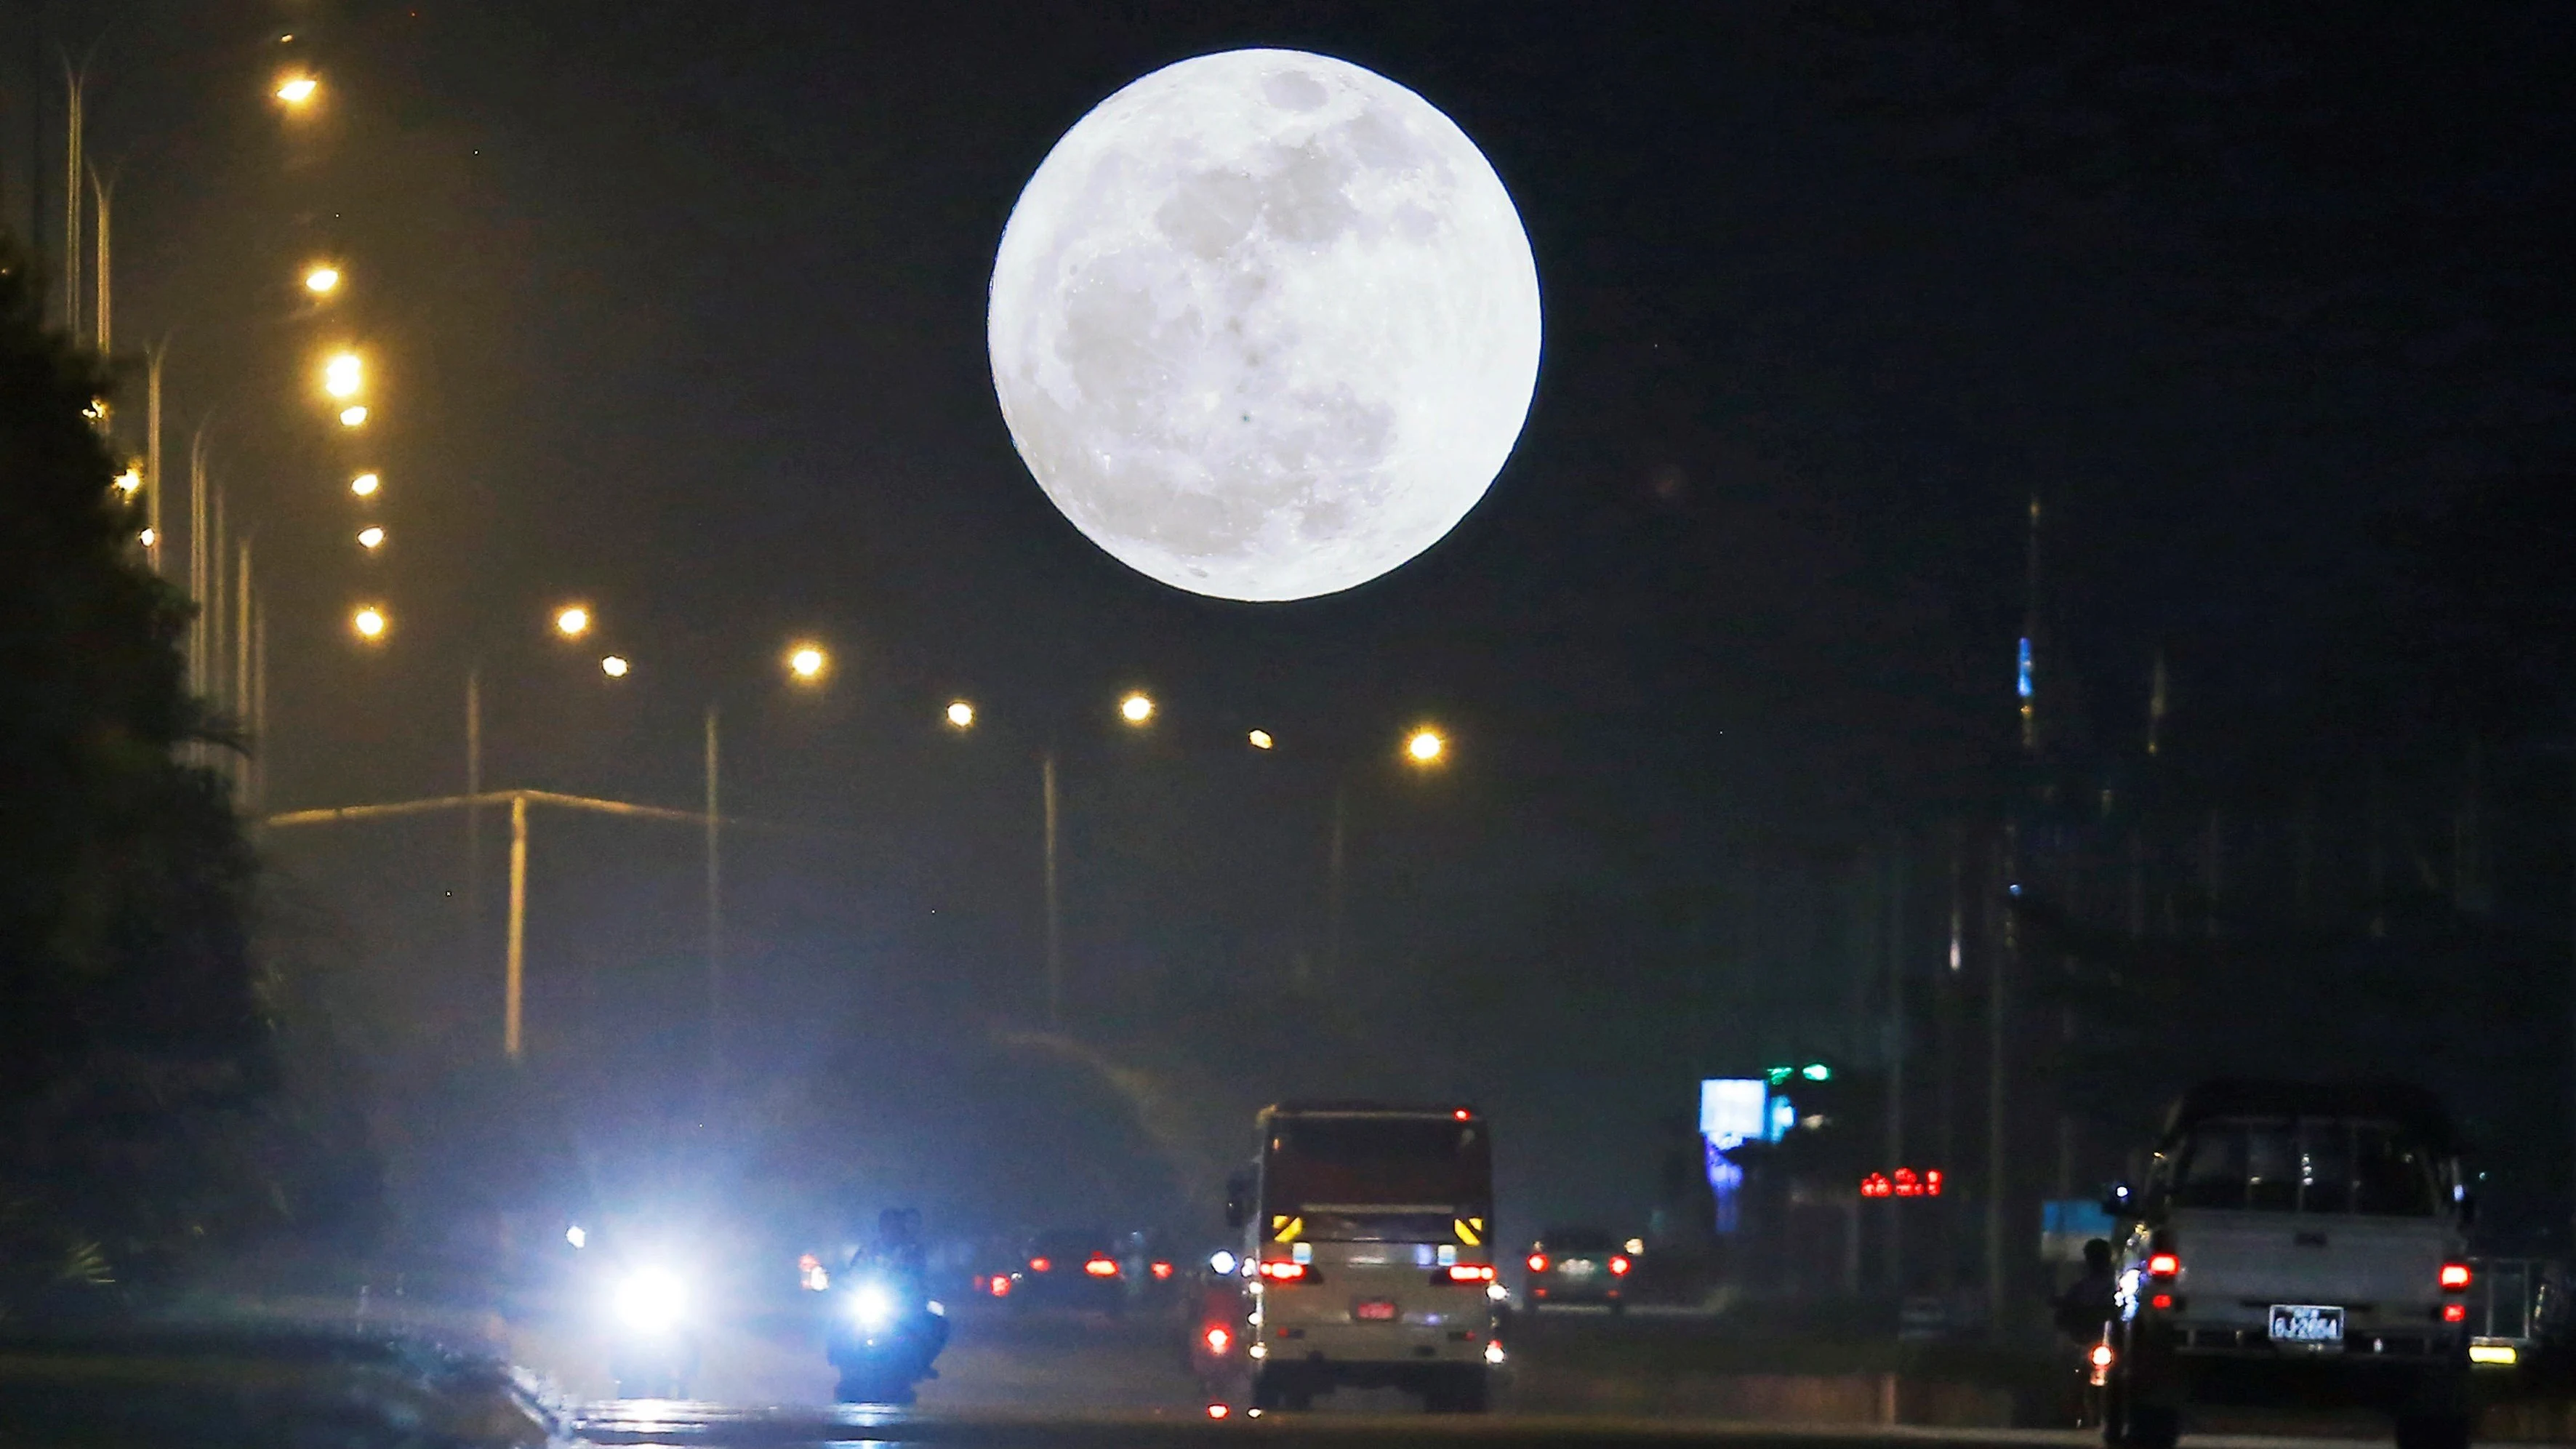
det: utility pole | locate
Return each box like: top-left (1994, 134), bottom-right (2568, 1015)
top-left (1989, 829), bottom-right (2013, 1329)
top-left (1042, 750), bottom-right (1062, 1028)
top-left (505, 793), bottom-right (528, 1060)
top-left (705, 705), bottom-right (723, 1086)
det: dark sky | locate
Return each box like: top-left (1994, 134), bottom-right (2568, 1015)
top-left (9, 2), bottom-right (2573, 1239)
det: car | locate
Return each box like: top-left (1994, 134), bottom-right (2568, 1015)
top-left (2098, 1080), bottom-right (2476, 1449)
top-left (1010, 1228), bottom-right (1126, 1313)
top-left (1522, 1227), bottom-right (1633, 1313)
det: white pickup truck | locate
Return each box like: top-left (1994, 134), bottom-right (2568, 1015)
top-left (2098, 1080), bottom-right (2475, 1449)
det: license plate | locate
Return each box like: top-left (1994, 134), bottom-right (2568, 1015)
top-left (1560, 1259), bottom-right (1598, 1277)
top-left (1354, 1300), bottom-right (1397, 1321)
top-left (2270, 1304), bottom-right (2345, 1347)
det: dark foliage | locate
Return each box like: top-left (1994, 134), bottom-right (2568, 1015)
top-left (0, 236), bottom-right (278, 1309)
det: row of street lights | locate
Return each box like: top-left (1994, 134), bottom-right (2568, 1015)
top-left (357, 598), bottom-right (1456, 767)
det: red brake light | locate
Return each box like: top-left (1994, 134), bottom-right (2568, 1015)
top-left (2146, 1252), bottom-right (2180, 1280)
top-left (1453, 1108), bottom-right (1472, 1120)
top-left (1609, 1256), bottom-right (1632, 1276)
top-left (1526, 1253), bottom-right (1549, 1273)
top-left (988, 1275), bottom-right (1012, 1297)
top-left (1204, 1325), bottom-right (1232, 1354)
top-left (1029, 1256), bottom-right (1052, 1274)
top-left (1085, 1256), bottom-right (1120, 1277)
top-left (1259, 1260), bottom-right (1307, 1282)
top-left (2150, 1293), bottom-right (2174, 1311)
top-left (2444, 1302), bottom-right (2468, 1323)
top-left (1151, 1261), bottom-right (1174, 1280)
top-left (1447, 1264), bottom-right (1495, 1283)
top-left (2440, 1262), bottom-right (2472, 1292)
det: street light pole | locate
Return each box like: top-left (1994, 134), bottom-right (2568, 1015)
top-left (705, 704), bottom-right (723, 1086)
top-left (143, 343), bottom-right (162, 574)
top-left (465, 670), bottom-right (482, 966)
top-left (1326, 783), bottom-right (1347, 987)
top-left (1043, 750), bottom-right (1062, 1028)
top-left (60, 60), bottom-right (80, 340)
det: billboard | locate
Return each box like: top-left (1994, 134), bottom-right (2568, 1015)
top-left (1699, 1077), bottom-right (1768, 1235)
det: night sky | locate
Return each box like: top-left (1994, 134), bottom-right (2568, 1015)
top-left (8, 2), bottom-right (2572, 1245)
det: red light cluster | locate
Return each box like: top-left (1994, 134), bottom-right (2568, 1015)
top-left (1447, 1264), bottom-right (1495, 1283)
top-left (2440, 1262), bottom-right (2473, 1292)
top-left (1084, 1256), bottom-right (1120, 1278)
top-left (1861, 1168), bottom-right (1946, 1198)
top-left (1151, 1261), bottom-right (1174, 1280)
top-left (1258, 1260), bottom-right (1308, 1282)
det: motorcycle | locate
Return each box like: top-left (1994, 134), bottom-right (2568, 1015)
top-left (606, 1263), bottom-right (702, 1399)
top-left (826, 1269), bottom-right (949, 1405)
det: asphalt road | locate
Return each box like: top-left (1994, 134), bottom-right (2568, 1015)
top-left (541, 1306), bottom-right (2425, 1449)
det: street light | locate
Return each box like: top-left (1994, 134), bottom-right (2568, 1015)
top-left (1248, 729), bottom-right (1275, 750)
top-left (273, 74), bottom-right (318, 105)
top-left (351, 606), bottom-right (387, 641)
top-left (357, 526), bottom-right (385, 550)
top-left (946, 700), bottom-right (975, 729)
top-left (138, 528), bottom-right (156, 547)
top-left (338, 405), bottom-right (368, 428)
top-left (350, 472), bottom-right (380, 497)
top-left (324, 351), bottom-right (363, 398)
top-left (112, 462), bottom-right (142, 495)
top-left (1120, 692), bottom-right (1155, 726)
top-left (601, 655), bottom-right (630, 678)
top-left (787, 644), bottom-right (828, 682)
top-left (554, 605), bottom-right (592, 638)
top-left (1406, 728), bottom-right (1445, 765)
top-left (303, 263), bottom-right (341, 295)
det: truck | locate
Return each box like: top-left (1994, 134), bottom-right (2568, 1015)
top-left (1219, 1101), bottom-right (1501, 1413)
top-left (2098, 1080), bottom-right (2476, 1449)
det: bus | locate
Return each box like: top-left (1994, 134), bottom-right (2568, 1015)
top-left (1222, 1101), bottom-right (1500, 1413)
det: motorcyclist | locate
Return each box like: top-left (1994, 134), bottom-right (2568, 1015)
top-left (2055, 1237), bottom-right (2119, 1426)
top-left (2056, 1237), bottom-right (2119, 1341)
top-left (827, 1208), bottom-right (950, 1404)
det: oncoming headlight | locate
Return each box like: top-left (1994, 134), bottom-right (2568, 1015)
top-left (614, 1267), bottom-right (687, 1333)
top-left (851, 1281), bottom-right (898, 1332)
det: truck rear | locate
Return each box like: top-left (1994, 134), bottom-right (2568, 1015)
top-left (2100, 1080), bottom-right (2474, 1449)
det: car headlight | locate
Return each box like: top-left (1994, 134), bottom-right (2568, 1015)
top-left (851, 1281), bottom-right (898, 1332)
top-left (614, 1267), bottom-right (687, 1333)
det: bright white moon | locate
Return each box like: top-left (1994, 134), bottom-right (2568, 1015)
top-left (988, 49), bottom-right (1541, 602)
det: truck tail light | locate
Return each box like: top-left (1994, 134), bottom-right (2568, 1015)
top-left (1609, 1256), bottom-right (1632, 1276)
top-left (1445, 1264), bottom-right (1494, 1283)
top-left (2146, 1252), bottom-right (2180, 1280)
top-left (1526, 1253), bottom-right (1549, 1274)
top-left (1084, 1256), bottom-right (1120, 1277)
top-left (1259, 1260), bottom-right (1309, 1283)
top-left (1151, 1261), bottom-right (1174, 1280)
top-left (2440, 1261), bottom-right (2472, 1292)
top-left (2444, 1302), bottom-right (2468, 1323)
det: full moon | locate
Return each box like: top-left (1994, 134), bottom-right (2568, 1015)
top-left (988, 49), bottom-right (1541, 602)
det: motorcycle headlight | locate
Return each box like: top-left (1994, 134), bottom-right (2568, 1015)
top-left (614, 1267), bottom-right (687, 1333)
top-left (851, 1281), bottom-right (898, 1333)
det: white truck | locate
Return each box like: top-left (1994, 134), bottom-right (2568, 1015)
top-left (1221, 1101), bottom-right (1501, 1413)
top-left (2098, 1080), bottom-right (2476, 1449)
